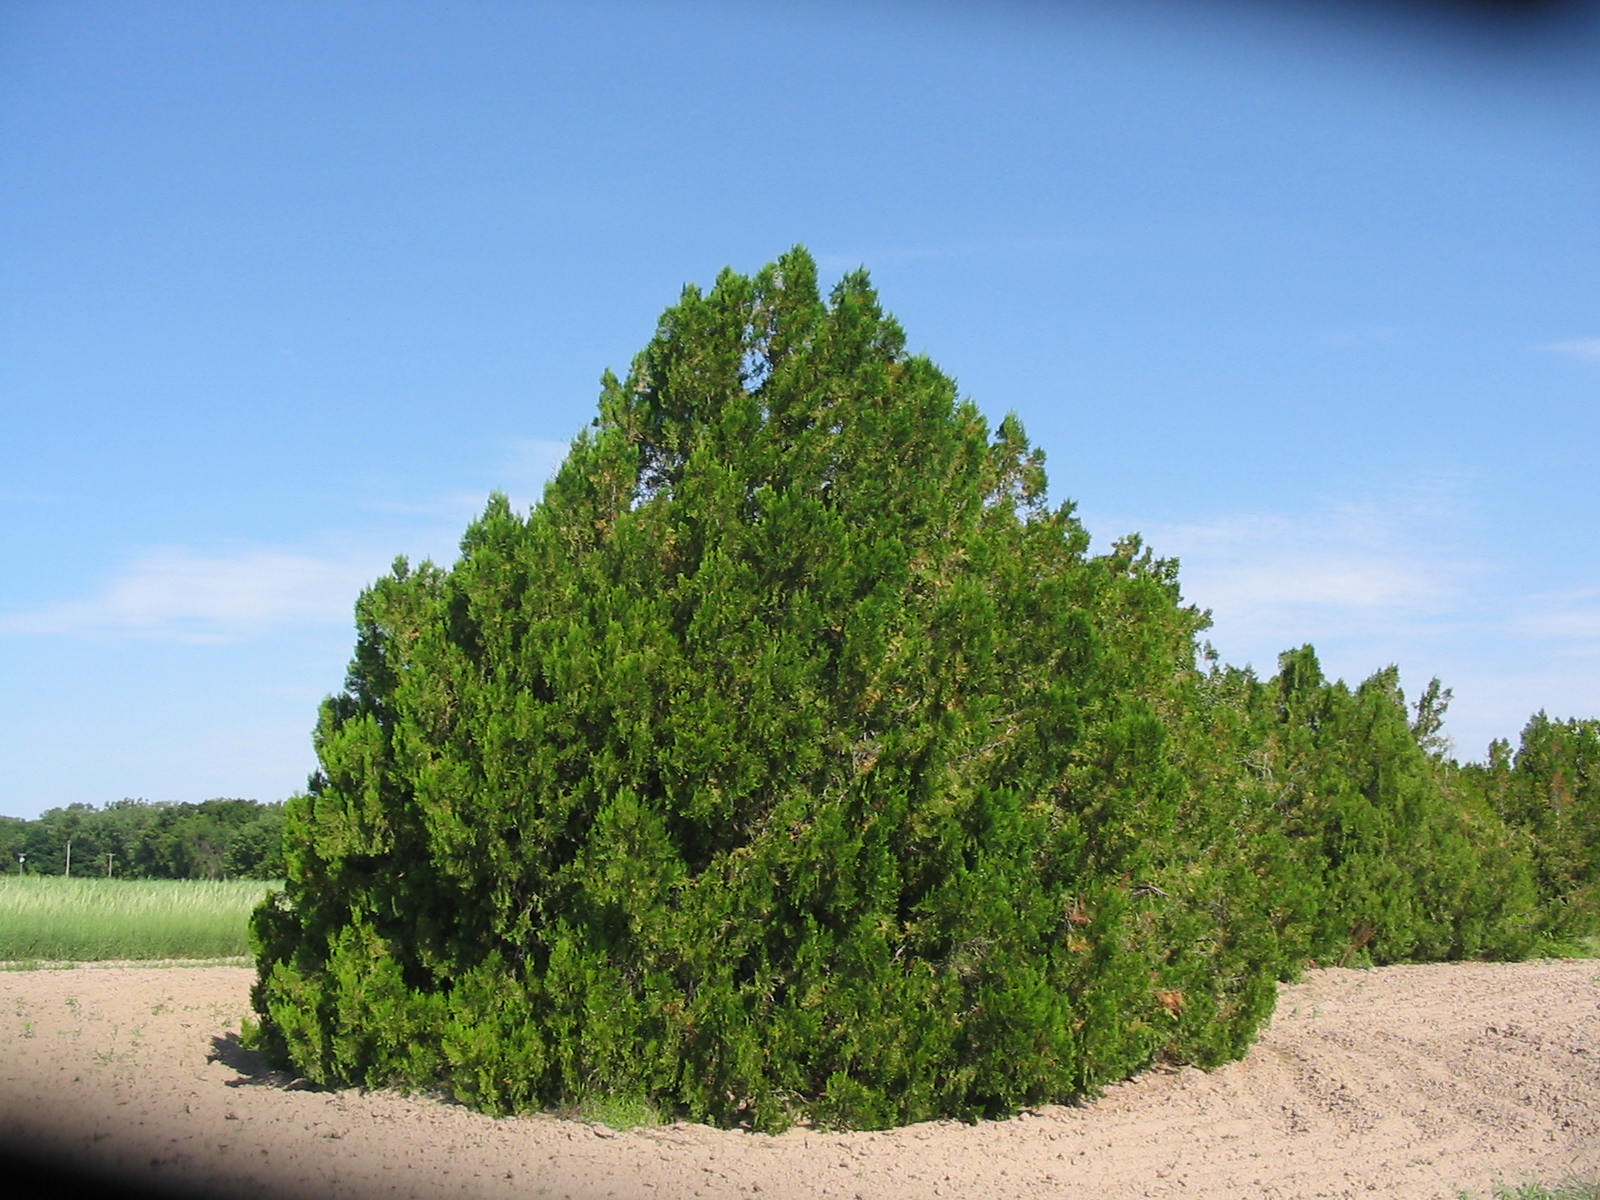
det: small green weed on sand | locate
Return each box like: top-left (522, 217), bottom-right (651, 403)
top-left (1461, 1180), bottom-right (1600, 1200)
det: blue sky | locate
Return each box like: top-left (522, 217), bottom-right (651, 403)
top-left (3, 0), bottom-right (1596, 820)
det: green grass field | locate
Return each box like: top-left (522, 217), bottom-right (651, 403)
top-left (0, 876), bottom-right (276, 962)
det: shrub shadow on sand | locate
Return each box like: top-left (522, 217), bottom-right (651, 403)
top-left (209, 1032), bottom-right (325, 1091)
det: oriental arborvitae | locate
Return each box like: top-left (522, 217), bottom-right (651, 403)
top-left (248, 247), bottom-right (1294, 1130)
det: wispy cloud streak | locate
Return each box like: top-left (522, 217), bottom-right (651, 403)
top-left (1108, 496), bottom-right (1479, 657)
top-left (1085, 482), bottom-right (1598, 757)
top-left (1510, 587), bottom-right (1600, 644)
top-left (1, 436), bottom-right (575, 646)
top-left (1541, 337), bottom-right (1600, 362)
top-left (0, 546), bottom-right (386, 643)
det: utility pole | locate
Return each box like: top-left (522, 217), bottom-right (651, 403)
top-left (65, 838), bottom-right (72, 878)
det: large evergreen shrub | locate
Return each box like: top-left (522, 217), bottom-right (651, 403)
top-left (247, 248), bottom-right (1571, 1127)
top-left (252, 249), bottom-right (1574, 1132)
top-left (249, 248), bottom-right (1291, 1129)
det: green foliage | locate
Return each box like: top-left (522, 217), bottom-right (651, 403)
top-left (1216, 648), bottom-right (1541, 967)
top-left (251, 248), bottom-right (1292, 1129)
top-left (1462, 713), bottom-right (1600, 939)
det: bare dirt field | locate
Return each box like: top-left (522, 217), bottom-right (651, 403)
top-left (2, 958), bottom-right (1596, 1200)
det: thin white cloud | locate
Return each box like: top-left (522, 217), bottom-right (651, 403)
top-left (0, 437), bottom-right (578, 647)
top-left (814, 236), bottom-right (1096, 276)
top-left (362, 489), bottom-right (503, 524)
top-left (492, 436), bottom-right (571, 509)
top-left (1510, 587), bottom-right (1600, 644)
top-left (362, 436), bottom-right (571, 524)
top-left (1435, 649), bottom-right (1600, 759)
top-left (1316, 325), bottom-right (1402, 349)
top-left (1115, 498), bottom-right (1478, 655)
top-left (1541, 337), bottom-right (1600, 362)
top-left (1086, 482), bottom-right (1599, 757)
top-left (0, 546), bottom-right (387, 643)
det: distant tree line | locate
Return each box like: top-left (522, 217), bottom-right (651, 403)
top-left (0, 798), bottom-right (285, 880)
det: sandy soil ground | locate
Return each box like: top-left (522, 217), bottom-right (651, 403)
top-left (2, 958), bottom-right (1596, 1200)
